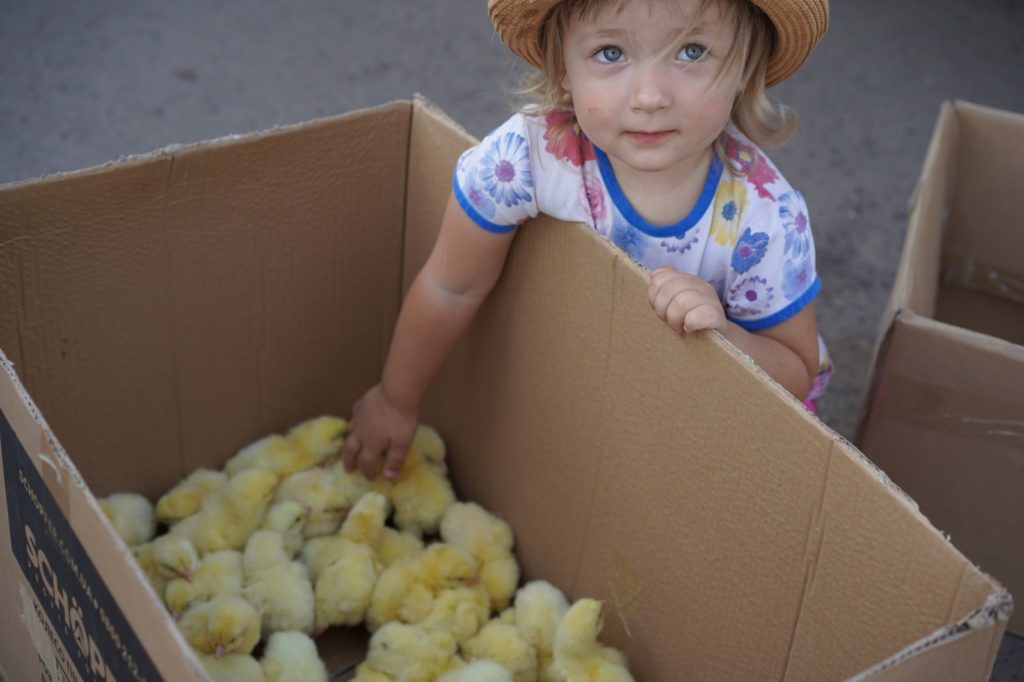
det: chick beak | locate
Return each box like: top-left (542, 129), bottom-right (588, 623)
top-left (182, 569), bottom-right (193, 582)
top-left (171, 610), bottom-right (182, 621)
top-left (214, 643), bottom-right (224, 659)
top-left (303, 506), bottom-right (312, 522)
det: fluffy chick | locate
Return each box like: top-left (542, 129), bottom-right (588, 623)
top-left (339, 491), bottom-right (391, 548)
top-left (441, 502), bottom-right (519, 611)
top-left (178, 595), bottom-right (261, 658)
top-left (224, 433), bottom-right (317, 481)
top-left (313, 539), bottom-right (380, 629)
top-left (242, 530), bottom-right (315, 636)
top-left (156, 468), bottom-right (227, 524)
top-left (273, 467), bottom-right (348, 538)
top-left (285, 415), bottom-right (348, 468)
top-left (360, 621), bottom-right (458, 682)
top-left (99, 492), bottom-right (156, 547)
top-left (462, 621), bottom-right (537, 682)
top-left (388, 425), bottom-right (456, 536)
top-left (438, 660), bottom-right (514, 682)
top-left (309, 492), bottom-right (390, 629)
top-left (261, 500), bottom-right (307, 558)
top-left (173, 469), bottom-right (278, 555)
top-left (260, 631), bottom-right (328, 682)
top-left (366, 543), bottom-right (478, 631)
top-left (419, 585), bottom-right (491, 646)
top-left (514, 581), bottom-right (569, 682)
top-left (165, 549), bottom-right (244, 619)
top-left (134, 533), bottom-right (199, 596)
top-left (552, 599), bottom-right (633, 682)
top-left (378, 526), bottom-right (425, 567)
top-left (200, 653), bottom-right (266, 682)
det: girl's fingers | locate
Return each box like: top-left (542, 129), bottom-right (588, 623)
top-left (383, 445), bottom-right (407, 481)
top-left (358, 445), bottom-right (381, 480)
top-left (340, 433), bottom-right (362, 473)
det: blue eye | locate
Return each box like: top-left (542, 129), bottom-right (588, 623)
top-left (595, 46), bottom-right (624, 63)
top-left (679, 43), bottom-right (706, 62)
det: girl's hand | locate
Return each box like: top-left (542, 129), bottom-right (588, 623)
top-left (340, 384), bottom-right (419, 481)
top-left (648, 266), bottom-right (727, 334)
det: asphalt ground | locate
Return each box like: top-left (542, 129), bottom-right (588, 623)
top-left (1, 0), bottom-right (1023, 678)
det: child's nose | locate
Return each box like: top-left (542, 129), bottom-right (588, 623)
top-left (630, 65), bottom-right (672, 112)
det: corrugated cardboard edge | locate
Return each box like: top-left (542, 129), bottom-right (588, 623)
top-left (851, 591), bottom-right (1012, 681)
top-left (0, 97), bottom-right (417, 192)
top-left (0, 348), bottom-right (211, 680)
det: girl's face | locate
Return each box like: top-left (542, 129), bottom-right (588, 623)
top-left (560, 0), bottom-right (740, 182)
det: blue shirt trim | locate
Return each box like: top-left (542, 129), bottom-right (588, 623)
top-left (728, 276), bottom-right (821, 331)
top-left (452, 167), bottom-right (519, 235)
top-left (593, 145), bottom-right (722, 239)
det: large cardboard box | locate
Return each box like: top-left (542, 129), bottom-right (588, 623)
top-left (0, 97), bottom-right (1013, 681)
top-left (857, 100), bottom-right (1024, 637)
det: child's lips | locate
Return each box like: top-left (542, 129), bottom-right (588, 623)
top-left (625, 130), bottom-right (673, 143)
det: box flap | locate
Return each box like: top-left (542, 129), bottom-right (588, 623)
top-left (0, 102), bottom-right (413, 498)
top-left (420, 213), bottom-right (1008, 679)
top-left (942, 101), bottom-right (1024, 302)
top-left (0, 350), bottom-right (206, 680)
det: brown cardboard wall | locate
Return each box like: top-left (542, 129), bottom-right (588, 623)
top-left (0, 104), bottom-right (412, 498)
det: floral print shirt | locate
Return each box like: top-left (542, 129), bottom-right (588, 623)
top-left (454, 111), bottom-right (833, 402)
top-left (454, 111), bottom-right (821, 331)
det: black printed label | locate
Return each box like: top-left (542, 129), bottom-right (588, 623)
top-left (1, 409), bottom-right (162, 681)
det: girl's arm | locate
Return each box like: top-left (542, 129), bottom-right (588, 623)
top-left (341, 191), bottom-right (516, 479)
top-left (722, 304), bottom-right (819, 400)
top-left (648, 267), bottom-right (819, 400)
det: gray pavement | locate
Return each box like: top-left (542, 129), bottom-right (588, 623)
top-left (1, 0), bottom-right (1023, 678)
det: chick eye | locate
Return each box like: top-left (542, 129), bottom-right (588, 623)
top-left (678, 43), bottom-right (706, 62)
top-left (595, 45), bottom-right (624, 63)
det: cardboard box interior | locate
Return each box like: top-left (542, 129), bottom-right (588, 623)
top-left (857, 99), bottom-right (1024, 636)
top-left (0, 98), bottom-right (1013, 681)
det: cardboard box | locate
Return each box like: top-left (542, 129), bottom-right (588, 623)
top-left (856, 100), bottom-right (1024, 637)
top-left (0, 97), bottom-right (1012, 681)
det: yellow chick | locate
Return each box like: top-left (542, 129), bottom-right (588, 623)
top-left (309, 491), bottom-right (390, 629)
top-left (332, 462), bottom-right (393, 510)
top-left (261, 500), bottom-right (307, 558)
top-left (99, 492), bottom-right (156, 547)
top-left (388, 426), bottom-right (456, 537)
top-left (273, 467), bottom-right (348, 538)
top-left (285, 415), bottom-right (348, 467)
top-left (552, 599), bottom-right (633, 682)
top-left (419, 585), bottom-right (491, 646)
top-left (462, 621), bottom-right (537, 682)
top-left (441, 502), bottom-right (520, 611)
top-left (133, 533), bottom-right (200, 596)
top-left (224, 433), bottom-right (315, 481)
top-left (165, 549), bottom-right (244, 619)
top-left (156, 468), bottom-right (227, 524)
top-left (313, 539), bottom-right (380, 630)
top-left (438, 660), bottom-right (515, 682)
top-left (378, 526), bottom-right (425, 567)
top-left (339, 491), bottom-right (391, 548)
top-left (350, 666), bottom-right (394, 682)
top-left (513, 581), bottom-right (569, 682)
top-left (260, 631), bottom-right (329, 682)
top-left (360, 621), bottom-right (458, 682)
top-left (242, 529), bottom-right (315, 636)
top-left (178, 595), bottom-right (261, 658)
top-left (200, 653), bottom-right (266, 682)
top-left (366, 542), bottom-right (478, 631)
top-left (172, 468), bottom-right (278, 555)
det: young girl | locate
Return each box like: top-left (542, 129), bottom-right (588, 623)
top-left (342, 0), bottom-right (832, 479)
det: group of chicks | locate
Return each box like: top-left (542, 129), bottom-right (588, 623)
top-left (98, 415), bottom-right (634, 682)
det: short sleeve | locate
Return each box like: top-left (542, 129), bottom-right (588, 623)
top-left (723, 189), bottom-right (820, 331)
top-left (453, 114), bottom-right (539, 234)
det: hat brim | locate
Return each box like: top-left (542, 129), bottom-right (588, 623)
top-left (488, 0), bottom-right (828, 87)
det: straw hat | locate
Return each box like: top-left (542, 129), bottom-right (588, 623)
top-left (488, 0), bottom-right (829, 86)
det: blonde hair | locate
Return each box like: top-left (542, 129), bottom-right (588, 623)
top-left (515, 0), bottom-right (797, 171)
